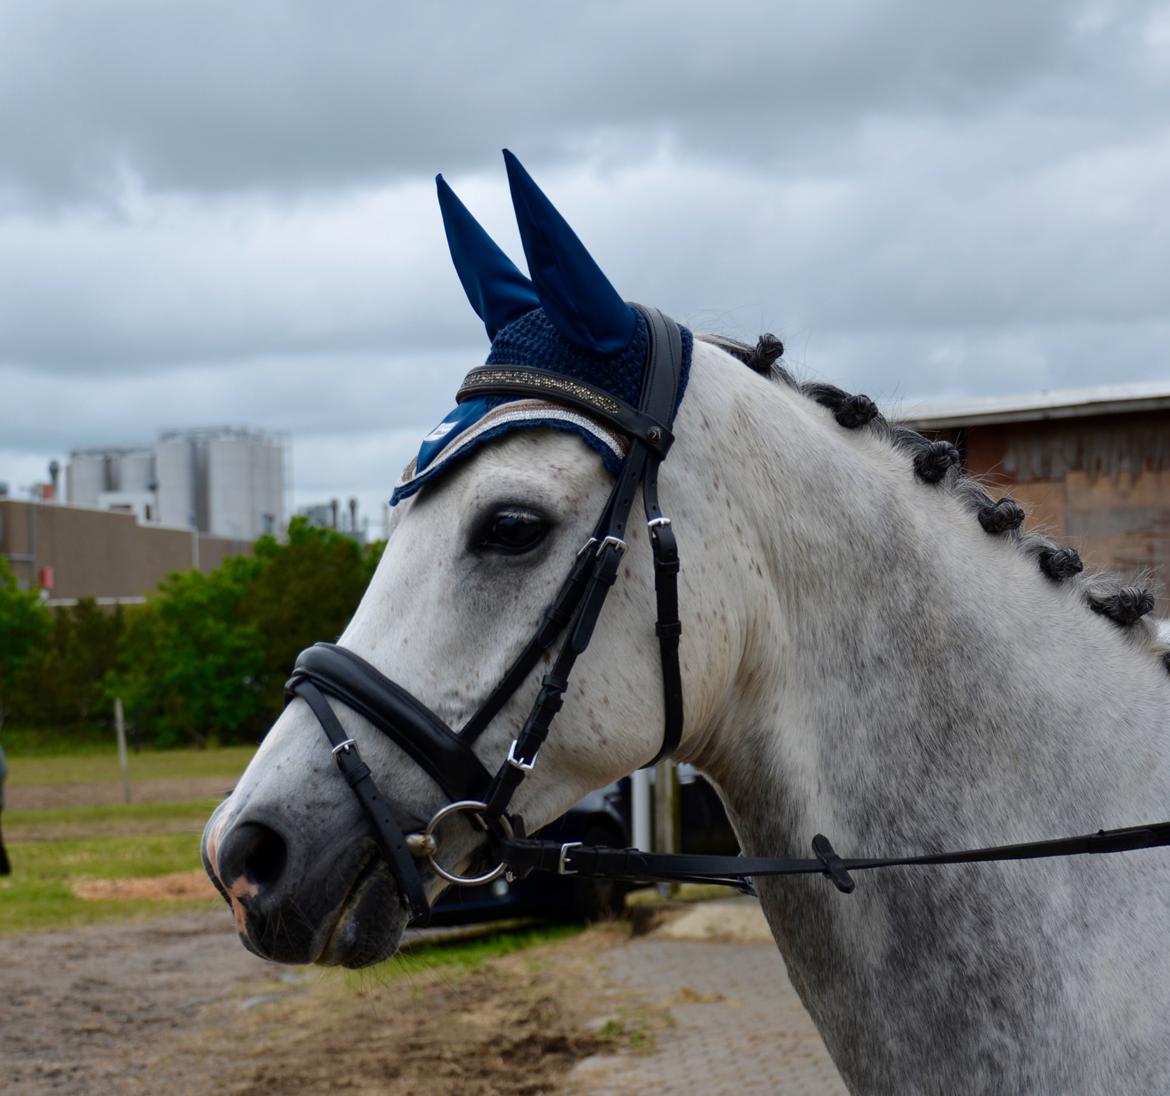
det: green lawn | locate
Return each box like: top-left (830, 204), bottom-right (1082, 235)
top-left (6, 798), bottom-right (221, 838)
top-left (1, 798), bottom-right (221, 935)
top-left (7, 744), bottom-right (257, 786)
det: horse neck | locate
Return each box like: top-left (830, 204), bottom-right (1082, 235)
top-left (681, 350), bottom-right (1170, 854)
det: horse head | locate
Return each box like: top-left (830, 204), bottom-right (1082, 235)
top-left (201, 153), bottom-right (750, 967)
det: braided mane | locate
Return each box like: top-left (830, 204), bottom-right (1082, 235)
top-left (698, 333), bottom-right (1167, 670)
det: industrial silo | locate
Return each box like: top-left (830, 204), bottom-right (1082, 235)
top-left (207, 432), bottom-right (255, 538)
top-left (67, 452), bottom-right (107, 507)
top-left (155, 435), bottom-right (197, 528)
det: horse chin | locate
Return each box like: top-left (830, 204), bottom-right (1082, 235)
top-left (316, 859), bottom-right (409, 968)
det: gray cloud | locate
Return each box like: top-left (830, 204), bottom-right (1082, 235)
top-left (2, 0), bottom-right (1169, 525)
top-left (1, 2), bottom-right (1160, 204)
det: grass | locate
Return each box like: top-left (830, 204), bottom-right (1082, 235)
top-left (597, 1005), bottom-right (676, 1055)
top-left (7, 745), bottom-right (257, 786)
top-left (5, 799), bottom-right (221, 838)
top-left (0, 797), bottom-right (220, 936)
top-left (347, 922), bottom-right (584, 991)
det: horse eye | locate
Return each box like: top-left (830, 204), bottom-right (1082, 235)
top-left (476, 508), bottom-right (549, 555)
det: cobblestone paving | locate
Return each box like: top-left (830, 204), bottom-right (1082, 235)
top-left (564, 908), bottom-right (849, 1094)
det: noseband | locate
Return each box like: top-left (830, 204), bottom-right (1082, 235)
top-left (285, 307), bottom-right (1170, 927)
top-left (285, 304), bottom-right (686, 923)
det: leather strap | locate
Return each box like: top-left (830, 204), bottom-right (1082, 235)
top-left (635, 307), bottom-right (685, 765)
top-left (498, 819), bottom-right (1170, 896)
top-left (287, 644), bottom-right (492, 804)
top-left (291, 679), bottom-right (430, 923)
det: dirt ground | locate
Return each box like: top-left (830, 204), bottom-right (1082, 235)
top-left (2, 774), bottom-right (642, 1094)
top-left (7, 777), bottom-right (233, 811)
top-left (0, 909), bottom-right (648, 1096)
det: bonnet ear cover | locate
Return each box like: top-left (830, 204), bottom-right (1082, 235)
top-left (503, 148), bottom-right (636, 354)
top-left (392, 155), bottom-right (692, 506)
top-left (436, 174), bottom-right (540, 340)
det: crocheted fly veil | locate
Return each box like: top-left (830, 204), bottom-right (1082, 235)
top-left (391, 150), bottom-right (692, 504)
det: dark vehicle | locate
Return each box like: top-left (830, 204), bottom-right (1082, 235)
top-left (430, 766), bottom-right (738, 924)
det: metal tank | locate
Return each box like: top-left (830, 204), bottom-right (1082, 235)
top-left (117, 449), bottom-right (155, 493)
top-left (67, 453), bottom-right (107, 507)
top-left (207, 433), bottom-right (257, 538)
top-left (155, 436), bottom-right (197, 528)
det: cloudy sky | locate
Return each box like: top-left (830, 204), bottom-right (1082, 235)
top-left (2, 1), bottom-right (1169, 530)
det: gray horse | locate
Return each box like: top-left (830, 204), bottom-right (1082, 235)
top-left (204, 154), bottom-right (1170, 1094)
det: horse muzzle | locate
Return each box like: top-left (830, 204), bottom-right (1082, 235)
top-left (201, 798), bottom-right (410, 968)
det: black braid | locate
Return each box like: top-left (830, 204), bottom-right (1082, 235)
top-left (1038, 547), bottom-right (1084, 581)
top-left (978, 498), bottom-right (1025, 535)
top-left (747, 333), bottom-right (784, 374)
top-left (835, 394), bottom-right (879, 429)
top-left (1089, 585), bottom-right (1156, 627)
top-left (913, 441), bottom-right (960, 484)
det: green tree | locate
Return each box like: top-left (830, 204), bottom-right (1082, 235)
top-left (240, 517), bottom-right (377, 714)
top-left (0, 556), bottom-right (50, 731)
top-left (13, 598), bottom-right (125, 730)
top-left (110, 556), bottom-right (263, 747)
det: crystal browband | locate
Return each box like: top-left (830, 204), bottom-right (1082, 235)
top-left (457, 365), bottom-right (673, 457)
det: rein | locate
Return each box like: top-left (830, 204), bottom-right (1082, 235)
top-left (284, 306), bottom-right (1170, 925)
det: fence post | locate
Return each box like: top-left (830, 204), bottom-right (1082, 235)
top-left (632, 768), bottom-right (652, 852)
top-left (114, 698), bottom-right (131, 805)
top-left (653, 759), bottom-right (679, 896)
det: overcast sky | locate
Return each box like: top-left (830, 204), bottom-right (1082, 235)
top-left (2, 1), bottom-right (1169, 530)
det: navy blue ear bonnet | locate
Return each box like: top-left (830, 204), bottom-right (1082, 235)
top-left (391, 151), bottom-right (692, 505)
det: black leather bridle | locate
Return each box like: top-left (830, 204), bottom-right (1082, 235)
top-left (286, 305), bottom-right (1170, 927)
top-left (285, 304), bottom-right (686, 923)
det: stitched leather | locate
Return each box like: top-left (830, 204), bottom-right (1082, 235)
top-left (287, 644), bottom-right (492, 804)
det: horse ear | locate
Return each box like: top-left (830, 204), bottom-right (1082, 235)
top-left (436, 174), bottom-right (540, 341)
top-left (503, 150), bottom-right (636, 354)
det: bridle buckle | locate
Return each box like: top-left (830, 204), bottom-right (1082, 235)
top-left (506, 739), bottom-right (537, 773)
top-left (596, 535), bottom-right (627, 558)
top-left (558, 841), bottom-right (582, 875)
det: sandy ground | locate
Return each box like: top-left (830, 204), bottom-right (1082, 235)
top-left (1, 900), bottom-right (847, 1096)
top-left (1, 909), bottom-right (635, 1096)
top-left (3, 777), bottom-right (844, 1093)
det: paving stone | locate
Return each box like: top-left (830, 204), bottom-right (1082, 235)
top-left (563, 900), bottom-right (848, 1094)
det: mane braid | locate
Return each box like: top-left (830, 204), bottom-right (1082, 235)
top-left (696, 332), bottom-right (1167, 669)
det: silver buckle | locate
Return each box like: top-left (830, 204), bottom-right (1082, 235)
top-left (558, 841), bottom-right (582, 875)
top-left (596, 535), bottom-right (627, 558)
top-left (647, 516), bottom-right (672, 529)
top-left (506, 739), bottom-right (537, 773)
top-left (576, 536), bottom-right (599, 558)
top-left (331, 738), bottom-right (356, 757)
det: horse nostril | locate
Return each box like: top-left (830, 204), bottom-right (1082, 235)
top-left (217, 821), bottom-right (289, 891)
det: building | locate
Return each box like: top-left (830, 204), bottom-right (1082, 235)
top-left (904, 381), bottom-right (1170, 585)
top-left (297, 497), bottom-right (368, 543)
top-left (67, 426), bottom-right (286, 540)
top-left (0, 498), bottom-right (251, 602)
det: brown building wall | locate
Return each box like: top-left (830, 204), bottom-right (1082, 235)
top-left (950, 410), bottom-right (1170, 587)
top-left (0, 501), bottom-right (252, 600)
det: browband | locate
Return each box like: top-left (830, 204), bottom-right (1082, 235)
top-left (457, 365), bottom-right (674, 458)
